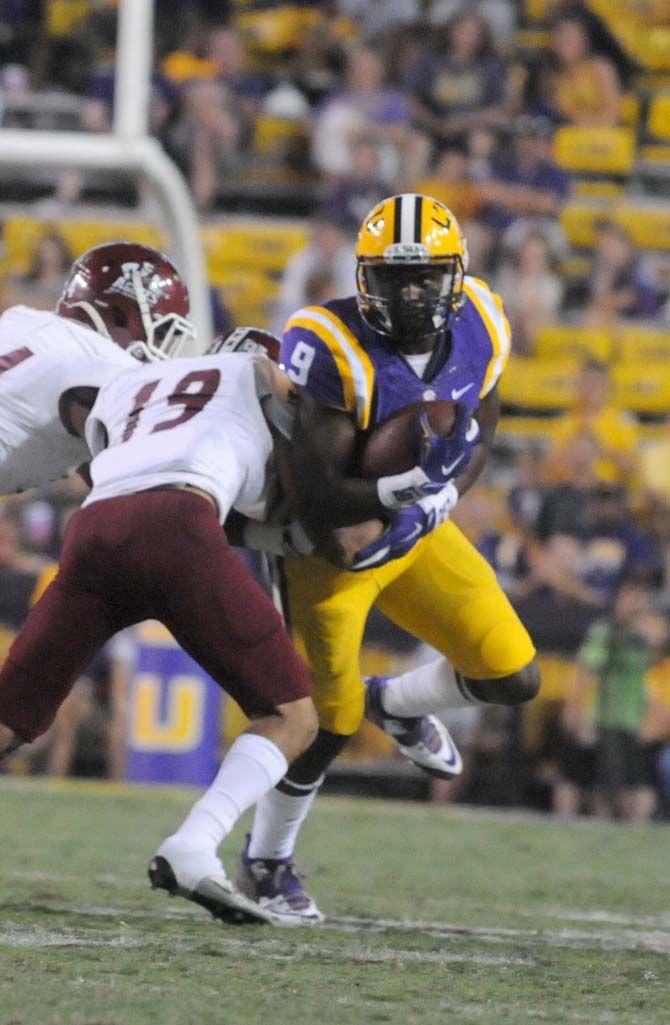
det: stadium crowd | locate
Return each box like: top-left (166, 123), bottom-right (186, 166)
top-left (1, 0), bottom-right (670, 821)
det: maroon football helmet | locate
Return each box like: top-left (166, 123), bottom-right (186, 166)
top-left (57, 242), bottom-right (196, 361)
top-left (207, 326), bottom-right (281, 363)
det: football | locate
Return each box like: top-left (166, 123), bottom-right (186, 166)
top-left (359, 399), bottom-right (457, 478)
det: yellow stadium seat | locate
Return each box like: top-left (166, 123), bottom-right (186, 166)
top-left (534, 325), bottom-right (613, 362)
top-left (648, 92), bottom-right (670, 139)
top-left (572, 180), bottom-right (625, 200)
top-left (617, 325), bottom-right (670, 363)
top-left (2, 218), bottom-right (165, 274)
top-left (499, 356), bottom-right (582, 410)
top-left (621, 92), bottom-right (640, 127)
top-left (614, 203), bottom-right (670, 249)
top-left (524, 0), bottom-right (559, 21)
top-left (639, 143), bottom-right (670, 163)
top-left (613, 362), bottom-right (670, 413)
top-left (217, 268), bottom-right (278, 311)
top-left (560, 202), bottom-right (607, 247)
top-left (227, 304), bottom-right (270, 329)
top-left (47, 0), bottom-right (92, 36)
top-left (201, 222), bottom-right (308, 273)
top-left (254, 116), bottom-right (310, 157)
top-left (234, 7), bottom-right (321, 53)
top-left (497, 416), bottom-right (565, 442)
top-left (553, 126), bottom-right (636, 175)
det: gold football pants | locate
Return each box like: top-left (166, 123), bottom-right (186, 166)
top-left (284, 520), bottom-right (536, 735)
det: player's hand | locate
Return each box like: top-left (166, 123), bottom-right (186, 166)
top-left (376, 408), bottom-right (478, 509)
top-left (351, 484), bottom-right (458, 571)
top-left (419, 404), bottom-right (478, 485)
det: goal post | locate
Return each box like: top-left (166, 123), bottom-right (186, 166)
top-left (0, 0), bottom-right (212, 348)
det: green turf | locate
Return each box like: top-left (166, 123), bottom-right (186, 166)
top-left (1, 778), bottom-right (669, 1025)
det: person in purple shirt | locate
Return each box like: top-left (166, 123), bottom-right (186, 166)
top-left (406, 11), bottom-right (508, 143)
top-left (479, 115), bottom-right (570, 233)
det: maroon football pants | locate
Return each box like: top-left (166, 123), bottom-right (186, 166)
top-left (0, 490), bottom-right (313, 742)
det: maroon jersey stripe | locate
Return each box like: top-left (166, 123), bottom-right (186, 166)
top-left (0, 346), bottom-right (33, 374)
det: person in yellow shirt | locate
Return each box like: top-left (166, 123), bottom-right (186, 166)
top-left (550, 360), bottom-right (638, 485)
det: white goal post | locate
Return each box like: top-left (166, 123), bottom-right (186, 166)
top-left (0, 0), bottom-right (213, 347)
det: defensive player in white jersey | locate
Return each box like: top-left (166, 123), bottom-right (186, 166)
top-left (0, 240), bottom-right (195, 495)
top-left (0, 344), bottom-right (318, 925)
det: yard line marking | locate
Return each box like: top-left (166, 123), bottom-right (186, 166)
top-left (5, 899), bottom-right (670, 955)
top-left (0, 924), bottom-right (534, 966)
top-left (327, 916), bottom-right (670, 954)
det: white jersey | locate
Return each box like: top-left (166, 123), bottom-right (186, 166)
top-left (0, 305), bottom-right (136, 494)
top-left (84, 352), bottom-right (277, 523)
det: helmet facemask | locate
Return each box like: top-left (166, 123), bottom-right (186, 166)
top-left (123, 267), bottom-right (196, 361)
top-left (356, 248), bottom-right (465, 342)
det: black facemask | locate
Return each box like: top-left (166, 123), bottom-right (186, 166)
top-left (357, 259), bottom-right (463, 343)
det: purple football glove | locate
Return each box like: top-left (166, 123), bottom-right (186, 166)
top-left (376, 406), bottom-right (479, 510)
top-left (351, 483), bottom-right (458, 571)
top-left (419, 403), bottom-right (474, 485)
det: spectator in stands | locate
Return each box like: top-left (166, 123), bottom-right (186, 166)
top-left (560, 580), bottom-right (663, 822)
top-left (479, 116), bottom-right (570, 245)
top-left (406, 11), bottom-right (509, 143)
top-left (272, 214), bottom-right (355, 332)
top-left (312, 44), bottom-right (426, 185)
top-left (412, 142), bottom-right (484, 225)
top-left (167, 25), bottom-right (271, 209)
top-left (537, 432), bottom-right (600, 539)
top-left (495, 231), bottom-right (563, 354)
top-left (336, 0), bottom-right (421, 37)
top-left (583, 223), bottom-right (663, 326)
top-left (322, 139), bottom-right (388, 230)
top-left (0, 231), bottom-right (72, 311)
top-left (532, 13), bottom-right (621, 126)
top-left (549, 360), bottom-right (639, 486)
top-left (578, 484), bottom-right (659, 605)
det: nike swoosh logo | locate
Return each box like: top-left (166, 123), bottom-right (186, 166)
top-left (405, 523), bottom-right (423, 542)
top-left (451, 383), bottom-right (474, 400)
top-left (441, 453), bottom-right (464, 477)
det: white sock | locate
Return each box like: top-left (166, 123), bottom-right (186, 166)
top-left (248, 774), bottom-right (325, 859)
top-left (380, 657), bottom-right (483, 717)
top-left (169, 733), bottom-right (288, 854)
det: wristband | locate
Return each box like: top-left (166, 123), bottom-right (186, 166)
top-left (377, 466), bottom-right (432, 509)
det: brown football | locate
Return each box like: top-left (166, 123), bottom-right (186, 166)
top-left (359, 399), bottom-right (457, 479)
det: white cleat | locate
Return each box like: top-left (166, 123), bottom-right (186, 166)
top-left (148, 837), bottom-right (278, 925)
top-left (365, 676), bottom-right (463, 779)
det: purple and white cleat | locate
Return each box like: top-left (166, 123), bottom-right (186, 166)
top-left (365, 675), bottom-right (463, 780)
top-left (236, 835), bottom-right (325, 926)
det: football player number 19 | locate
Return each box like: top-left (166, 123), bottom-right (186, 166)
top-left (287, 342), bottom-right (315, 386)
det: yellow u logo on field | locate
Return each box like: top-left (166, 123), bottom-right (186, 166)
top-left (131, 674), bottom-right (205, 753)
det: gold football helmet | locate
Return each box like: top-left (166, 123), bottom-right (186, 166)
top-left (355, 193), bottom-right (468, 342)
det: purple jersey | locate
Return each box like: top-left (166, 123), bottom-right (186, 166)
top-left (280, 276), bottom-right (511, 430)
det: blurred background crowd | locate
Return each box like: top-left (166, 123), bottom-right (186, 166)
top-left (1, 0), bottom-right (670, 821)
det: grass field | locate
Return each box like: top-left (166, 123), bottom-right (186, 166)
top-left (1, 778), bottom-right (670, 1025)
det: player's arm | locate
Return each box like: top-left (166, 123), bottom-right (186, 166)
top-left (291, 392), bottom-right (387, 535)
top-left (452, 384), bottom-right (500, 498)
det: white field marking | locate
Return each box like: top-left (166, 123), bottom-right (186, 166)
top-left (438, 1001), bottom-right (638, 1024)
top-left (327, 916), bottom-right (670, 954)
top-left (9, 870), bottom-right (670, 933)
top-left (5, 896), bottom-right (670, 956)
top-left (13, 865), bottom-right (670, 938)
top-left (0, 926), bottom-right (147, 949)
top-left (0, 924), bottom-right (533, 966)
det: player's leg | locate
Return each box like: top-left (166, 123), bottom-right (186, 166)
top-left (0, 525), bottom-right (133, 759)
top-left (235, 554), bottom-right (379, 923)
top-left (145, 495), bottom-right (319, 923)
top-left (375, 521), bottom-right (539, 717)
